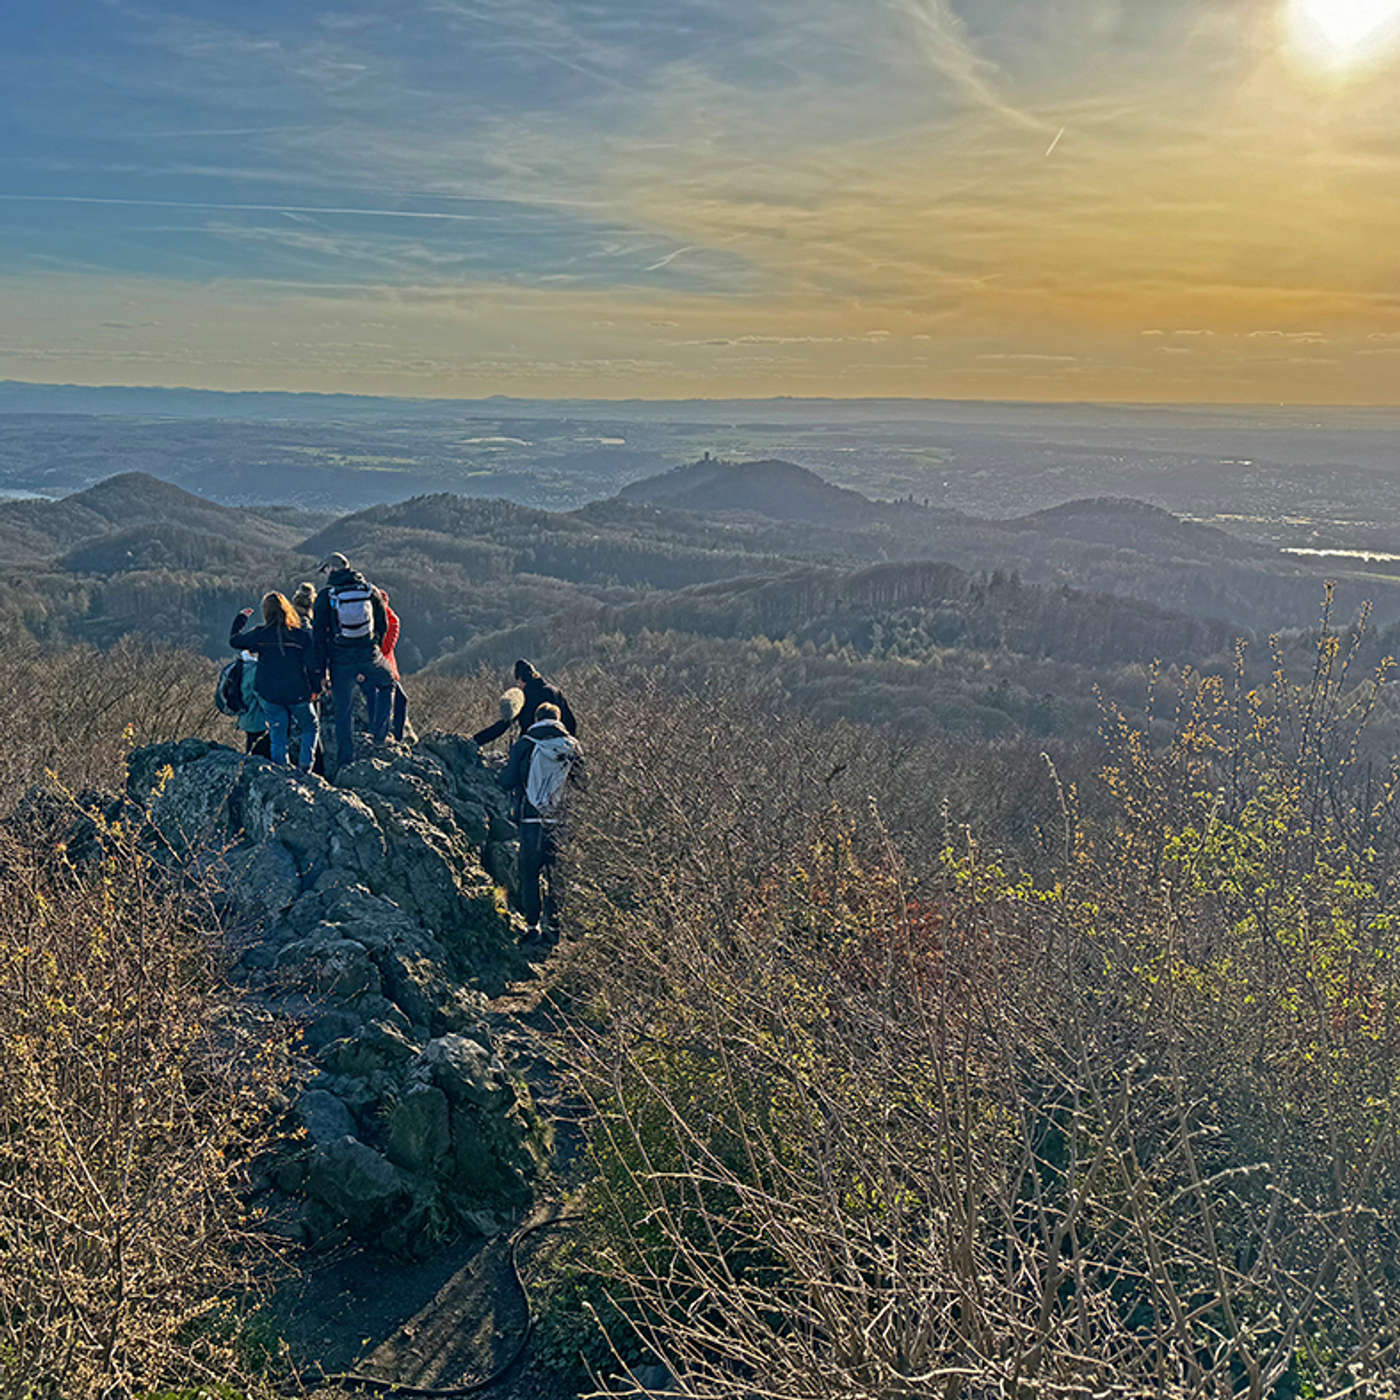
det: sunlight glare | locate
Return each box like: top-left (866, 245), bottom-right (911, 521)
top-left (1287, 0), bottom-right (1400, 71)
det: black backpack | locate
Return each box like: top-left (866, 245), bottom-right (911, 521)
top-left (215, 658), bottom-right (247, 716)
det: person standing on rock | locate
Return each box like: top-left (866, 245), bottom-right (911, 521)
top-left (230, 592), bottom-right (319, 770)
top-left (290, 580), bottom-right (323, 770)
top-left (310, 552), bottom-right (396, 772)
top-left (234, 643), bottom-right (270, 756)
top-left (472, 658), bottom-right (577, 747)
top-left (291, 580), bottom-right (317, 628)
top-left (500, 701), bottom-right (585, 943)
top-left (378, 585), bottom-right (410, 742)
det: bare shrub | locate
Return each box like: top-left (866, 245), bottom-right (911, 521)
top-left (0, 638), bottom-right (221, 803)
top-left (552, 611), bottom-right (1400, 1399)
top-left (0, 799), bottom-right (294, 1398)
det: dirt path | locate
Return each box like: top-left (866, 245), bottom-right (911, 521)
top-left (276, 946), bottom-right (586, 1400)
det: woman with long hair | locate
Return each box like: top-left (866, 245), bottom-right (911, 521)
top-left (229, 592), bottom-right (319, 770)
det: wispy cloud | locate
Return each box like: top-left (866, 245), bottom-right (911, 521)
top-left (4, 0), bottom-right (1400, 400)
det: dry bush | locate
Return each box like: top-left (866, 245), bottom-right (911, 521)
top-left (552, 610), bottom-right (1400, 1399)
top-left (0, 638), bottom-right (221, 803)
top-left (0, 793), bottom-right (295, 1398)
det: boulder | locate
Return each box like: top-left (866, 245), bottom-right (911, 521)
top-left (420, 1032), bottom-right (511, 1110)
top-left (386, 1085), bottom-right (451, 1173)
top-left (299, 1089), bottom-right (357, 1147)
top-left (305, 1138), bottom-right (416, 1237)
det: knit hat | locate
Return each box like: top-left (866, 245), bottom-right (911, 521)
top-left (318, 552), bottom-right (349, 574)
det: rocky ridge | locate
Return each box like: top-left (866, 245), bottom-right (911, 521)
top-left (124, 731), bottom-right (543, 1257)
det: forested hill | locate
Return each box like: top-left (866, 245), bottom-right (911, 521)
top-left (619, 456), bottom-right (886, 525)
top-left (0, 471), bottom-right (313, 563)
top-left (4, 461), bottom-right (1398, 742)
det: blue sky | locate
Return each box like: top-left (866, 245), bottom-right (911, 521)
top-left (3, 0), bottom-right (1400, 400)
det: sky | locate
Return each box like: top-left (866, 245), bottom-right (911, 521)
top-left (3, 0), bottom-right (1400, 402)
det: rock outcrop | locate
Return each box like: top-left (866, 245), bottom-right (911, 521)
top-left (124, 732), bottom-right (542, 1257)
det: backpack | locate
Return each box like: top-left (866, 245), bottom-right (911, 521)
top-left (525, 733), bottom-right (582, 820)
top-left (330, 583), bottom-right (375, 642)
top-left (215, 657), bottom-right (246, 716)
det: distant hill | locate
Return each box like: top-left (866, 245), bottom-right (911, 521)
top-left (621, 458), bottom-right (880, 526)
top-left (0, 472), bottom-right (309, 564)
top-left (1006, 497), bottom-right (1244, 557)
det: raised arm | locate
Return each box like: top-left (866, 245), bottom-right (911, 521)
top-left (229, 608), bottom-right (253, 650)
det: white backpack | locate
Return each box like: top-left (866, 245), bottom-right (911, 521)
top-left (330, 583), bottom-right (374, 641)
top-left (525, 732), bottom-right (582, 820)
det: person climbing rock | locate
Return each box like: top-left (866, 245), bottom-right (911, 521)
top-left (472, 658), bottom-right (576, 747)
top-left (472, 686), bottom-right (525, 751)
top-left (500, 701), bottom-right (585, 943)
top-left (230, 592), bottom-right (319, 770)
top-left (310, 552), bottom-right (395, 771)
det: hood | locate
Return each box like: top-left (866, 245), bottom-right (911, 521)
top-left (527, 720), bottom-right (570, 741)
top-left (327, 567), bottom-right (369, 589)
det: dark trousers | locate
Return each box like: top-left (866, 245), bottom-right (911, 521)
top-left (331, 667), bottom-right (394, 767)
top-left (518, 820), bottom-right (559, 929)
top-left (392, 682), bottom-right (408, 741)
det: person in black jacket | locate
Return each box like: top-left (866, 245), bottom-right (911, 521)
top-left (230, 592), bottom-right (319, 770)
top-left (500, 702), bottom-right (585, 943)
top-left (472, 658), bottom-right (577, 747)
top-left (310, 552), bottom-right (395, 770)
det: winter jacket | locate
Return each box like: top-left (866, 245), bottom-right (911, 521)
top-left (311, 568), bottom-right (392, 683)
top-left (382, 602), bottom-right (402, 682)
top-left (230, 612), bottom-right (315, 707)
top-left (501, 719), bottom-right (586, 822)
top-left (236, 653), bottom-right (267, 735)
top-left (474, 675), bottom-right (577, 747)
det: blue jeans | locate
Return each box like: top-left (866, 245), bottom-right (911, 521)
top-left (265, 701), bottom-right (319, 769)
top-left (331, 668), bottom-right (393, 767)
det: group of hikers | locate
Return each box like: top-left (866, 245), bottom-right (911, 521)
top-left (221, 551), bottom-right (583, 944)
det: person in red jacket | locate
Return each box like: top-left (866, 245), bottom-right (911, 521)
top-left (378, 586), bottom-right (409, 741)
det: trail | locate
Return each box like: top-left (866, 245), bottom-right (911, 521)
top-left (278, 947), bottom-right (584, 1400)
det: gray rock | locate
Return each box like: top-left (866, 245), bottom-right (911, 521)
top-left (386, 1085), bottom-right (451, 1172)
top-left (124, 727), bottom-right (541, 1256)
top-left (305, 1138), bottom-right (415, 1237)
top-left (421, 1032), bottom-right (510, 1109)
top-left (276, 933), bottom-right (381, 1000)
top-left (322, 1017), bottom-right (420, 1077)
top-left (300, 1089), bottom-right (357, 1146)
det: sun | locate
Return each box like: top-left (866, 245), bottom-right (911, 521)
top-left (1287, 0), bottom-right (1400, 71)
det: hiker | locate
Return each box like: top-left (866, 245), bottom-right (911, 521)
top-left (472, 687), bottom-right (524, 749)
top-left (230, 593), bottom-right (319, 770)
top-left (500, 701), bottom-right (585, 943)
top-left (310, 552), bottom-right (395, 770)
top-left (225, 638), bottom-right (270, 756)
top-left (472, 658), bottom-right (576, 746)
top-left (291, 581), bottom-right (317, 628)
top-left (379, 585), bottom-right (409, 742)
top-left (290, 581), bottom-right (323, 768)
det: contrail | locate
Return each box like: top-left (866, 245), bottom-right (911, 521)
top-left (645, 245), bottom-right (697, 272)
top-left (0, 193), bottom-right (488, 222)
top-left (1044, 126), bottom-right (1066, 158)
